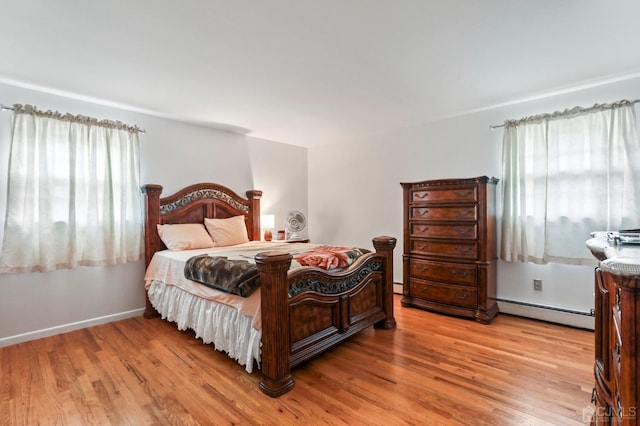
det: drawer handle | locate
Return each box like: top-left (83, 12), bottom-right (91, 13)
top-left (454, 190), bottom-right (473, 198)
top-left (415, 193), bottom-right (429, 199)
top-left (451, 269), bottom-right (470, 278)
top-left (453, 209), bottom-right (473, 217)
top-left (416, 243), bottom-right (429, 250)
top-left (416, 226), bottom-right (429, 233)
top-left (415, 209), bottom-right (429, 216)
top-left (454, 245), bottom-right (473, 255)
top-left (616, 397), bottom-right (623, 417)
top-left (453, 226), bottom-right (472, 235)
top-left (452, 290), bottom-right (470, 300)
top-left (413, 265), bottom-right (429, 272)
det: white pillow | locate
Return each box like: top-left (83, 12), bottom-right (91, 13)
top-left (204, 215), bottom-right (250, 247)
top-left (157, 223), bottom-right (215, 251)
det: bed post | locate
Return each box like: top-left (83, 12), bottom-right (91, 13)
top-left (255, 251), bottom-right (295, 397)
top-left (142, 184), bottom-right (163, 319)
top-left (246, 190), bottom-right (262, 241)
top-left (373, 236), bottom-right (397, 329)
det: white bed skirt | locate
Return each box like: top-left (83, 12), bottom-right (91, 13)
top-left (146, 280), bottom-right (262, 373)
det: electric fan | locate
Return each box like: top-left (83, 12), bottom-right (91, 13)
top-left (285, 210), bottom-right (306, 240)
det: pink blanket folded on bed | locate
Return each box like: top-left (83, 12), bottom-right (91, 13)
top-left (293, 245), bottom-right (364, 270)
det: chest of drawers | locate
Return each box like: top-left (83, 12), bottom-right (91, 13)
top-left (401, 176), bottom-right (498, 324)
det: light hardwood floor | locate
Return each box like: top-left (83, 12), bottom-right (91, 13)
top-left (1, 295), bottom-right (594, 425)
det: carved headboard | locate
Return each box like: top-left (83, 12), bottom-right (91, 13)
top-left (142, 182), bottom-right (262, 267)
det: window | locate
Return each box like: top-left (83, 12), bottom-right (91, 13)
top-left (0, 105), bottom-right (143, 273)
top-left (501, 100), bottom-right (640, 265)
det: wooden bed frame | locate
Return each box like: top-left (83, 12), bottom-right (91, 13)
top-left (142, 182), bottom-right (397, 397)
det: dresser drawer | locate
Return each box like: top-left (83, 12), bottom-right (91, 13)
top-left (411, 240), bottom-right (478, 260)
top-left (410, 279), bottom-right (477, 308)
top-left (412, 186), bottom-right (477, 203)
top-left (410, 205), bottom-right (477, 221)
top-left (410, 223), bottom-right (477, 240)
top-left (410, 259), bottom-right (477, 286)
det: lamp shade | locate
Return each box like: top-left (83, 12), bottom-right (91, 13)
top-left (261, 214), bottom-right (275, 229)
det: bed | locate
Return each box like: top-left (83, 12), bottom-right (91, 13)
top-left (142, 182), bottom-right (397, 397)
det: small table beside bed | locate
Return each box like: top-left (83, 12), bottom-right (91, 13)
top-left (142, 182), bottom-right (397, 397)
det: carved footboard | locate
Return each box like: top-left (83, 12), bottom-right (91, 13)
top-left (256, 236), bottom-right (397, 397)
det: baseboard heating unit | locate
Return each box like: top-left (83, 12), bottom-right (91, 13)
top-left (497, 299), bottom-right (594, 330)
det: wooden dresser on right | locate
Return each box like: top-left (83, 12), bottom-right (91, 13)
top-left (587, 233), bottom-right (640, 425)
top-left (401, 176), bottom-right (498, 324)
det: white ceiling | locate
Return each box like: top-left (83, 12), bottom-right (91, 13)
top-left (1, 1), bottom-right (639, 147)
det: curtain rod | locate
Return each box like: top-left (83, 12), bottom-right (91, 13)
top-left (1, 103), bottom-right (145, 134)
top-left (489, 99), bottom-right (640, 131)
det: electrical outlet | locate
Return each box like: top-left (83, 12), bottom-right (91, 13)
top-left (533, 279), bottom-right (542, 291)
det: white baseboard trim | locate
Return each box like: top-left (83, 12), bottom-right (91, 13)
top-left (393, 283), bottom-right (402, 294)
top-left (497, 299), bottom-right (594, 330)
top-left (0, 308), bottom-right (145, 348)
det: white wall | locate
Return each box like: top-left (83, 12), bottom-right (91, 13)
top-left (247, 138), bottom-right (309, 239)
top-left (0, 82), bottom-right (307, 345)
top-left (308, 76), bottom-right (640, 320)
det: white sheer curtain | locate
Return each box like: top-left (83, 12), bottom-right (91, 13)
top-left (0, 104), bottom-right (143, 273)
top-left (501, 100), bottom-right (640, 265)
